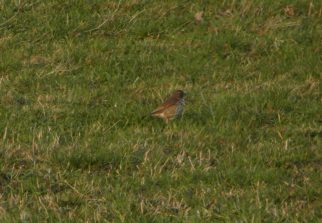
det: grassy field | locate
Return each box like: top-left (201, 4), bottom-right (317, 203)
top-left (0, 0), bottom-right (321, 222)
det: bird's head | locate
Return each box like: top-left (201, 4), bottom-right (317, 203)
top-left (175, 90), bottom-right (185, 98)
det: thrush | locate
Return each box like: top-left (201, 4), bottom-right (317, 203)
top-left (150, 90), bottom-right (185, 123)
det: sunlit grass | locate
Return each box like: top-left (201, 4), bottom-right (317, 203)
top-left (0, 0), bottom-right (321, 222)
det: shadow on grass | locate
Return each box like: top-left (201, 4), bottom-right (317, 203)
top-left (54, 147), bottom-right (145, 171)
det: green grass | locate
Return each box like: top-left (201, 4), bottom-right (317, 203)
top-left (0, 0), bottom-right (321, 222)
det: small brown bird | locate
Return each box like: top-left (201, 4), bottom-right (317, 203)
top-left (150, 90), bottom-right (185, 123)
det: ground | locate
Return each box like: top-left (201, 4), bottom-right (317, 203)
top-left (0, 0), bottom-right (321, 222)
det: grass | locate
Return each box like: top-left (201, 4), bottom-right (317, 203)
top-left (0, 0), bottom-right (321, 222)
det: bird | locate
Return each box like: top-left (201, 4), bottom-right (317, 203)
top-left (150, 90), bottom-right (185, 123)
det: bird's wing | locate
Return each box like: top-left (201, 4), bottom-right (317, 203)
top-left (150, 94), bottom-right (179, 115)
top-left (150, 104), bottom-right (169, 115)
